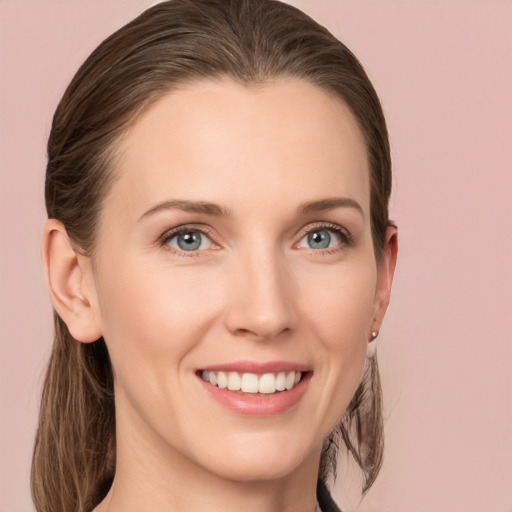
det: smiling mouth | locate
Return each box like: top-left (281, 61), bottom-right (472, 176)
top-left (198, 370), bottom-right (305, 394)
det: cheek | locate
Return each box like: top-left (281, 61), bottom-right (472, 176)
top-left (91, 261), bottom-right (226, 443)
top-left (298, 261), bottom-right (376, 425)
top-left (94, 260), bottom-right (219, 381)
top-left (299, 260), bottom-right (376, 347)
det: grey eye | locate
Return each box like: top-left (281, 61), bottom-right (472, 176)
top-left (298, 229), bottom-right (341, 250)
top-left (307, 230), bottom-right (331, 249)
top-left (167, 231), bottom-right (210, 251)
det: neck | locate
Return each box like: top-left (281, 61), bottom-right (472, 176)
top-left (93, 413), bottom-right (321, 512)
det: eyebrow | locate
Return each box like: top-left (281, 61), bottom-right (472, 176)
top-left (138, 196), bottom-right (364, 221)
top-left (138, 199), bottom-right (231, 221)
top-left (299, 197), bottom-right (365, 218)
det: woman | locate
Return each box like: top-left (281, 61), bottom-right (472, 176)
top-left (32, 1), bottom-right (397, 511)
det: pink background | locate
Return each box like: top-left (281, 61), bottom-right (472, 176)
top-left (1, 1), bottom-right (511, 511)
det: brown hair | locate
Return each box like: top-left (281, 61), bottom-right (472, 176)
top-left (32, 1), bottom-right (391, 510)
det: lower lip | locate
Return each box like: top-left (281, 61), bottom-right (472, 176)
top-left (198, 373), bottom-right (312, 416)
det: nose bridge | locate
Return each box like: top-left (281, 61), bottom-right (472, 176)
top-left (225, 239), bottom-right (294, 339)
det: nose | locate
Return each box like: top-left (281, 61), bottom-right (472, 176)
top-left (224, 247), bottom-right (296, 340)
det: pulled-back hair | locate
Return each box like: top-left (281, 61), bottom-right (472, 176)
top-left (32, 1), bottom-right (392, 511)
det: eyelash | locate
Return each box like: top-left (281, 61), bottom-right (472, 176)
top-left (158, 222), bottom-right (354, 257)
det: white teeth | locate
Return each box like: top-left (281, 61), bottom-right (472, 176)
top-left (285, 371), bottom-right (295, 390)
top-left (201, 370), bottom-right (303, 394)
top-left (259, 373), bottom-right (276, 393)
top-left (241, 373), bottom-right (259, 393)
top-left (276, 371), bottom-right (286, 391)
top-left (217, 371), bottom-right (228, 389)
top-left (227, 372), bottom-right (241, 391)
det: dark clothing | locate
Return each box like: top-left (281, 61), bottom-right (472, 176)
top-left (317, 479), bottom-right (342, 512)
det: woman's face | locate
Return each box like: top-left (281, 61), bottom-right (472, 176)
top-left (83, 79), bottom-right (394, 482)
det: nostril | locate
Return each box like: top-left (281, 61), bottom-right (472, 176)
top-left (232, 325), bottom-right (291, 341)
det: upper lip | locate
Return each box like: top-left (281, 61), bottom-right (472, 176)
top-left (199, 360), bottom-right (312, 373)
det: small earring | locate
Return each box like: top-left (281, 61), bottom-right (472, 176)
top-left (78, 295), bottom-right (90, 306)
top-left (370, 330), bottom-right (379, 341)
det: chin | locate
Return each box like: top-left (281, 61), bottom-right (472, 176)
top-left (193, 434), bottom-right (318, 483)
top-left (208, 458), bottom-right (303, 483)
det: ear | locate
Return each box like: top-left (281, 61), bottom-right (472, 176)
top-left (41, 219), bottom-right (102, 343)
top-left (370, 225), bottom-right (398, 340)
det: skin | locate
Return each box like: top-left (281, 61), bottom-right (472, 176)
top-left (42, 79), bottom-right (397, 512)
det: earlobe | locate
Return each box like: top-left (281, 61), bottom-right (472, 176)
top-left (41, 219), bottom-right (102, 343)
top-left (370, 225), bottom-right (398, 340)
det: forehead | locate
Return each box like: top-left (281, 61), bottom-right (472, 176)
top-left (111, 78), bottom-right (370, 216)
